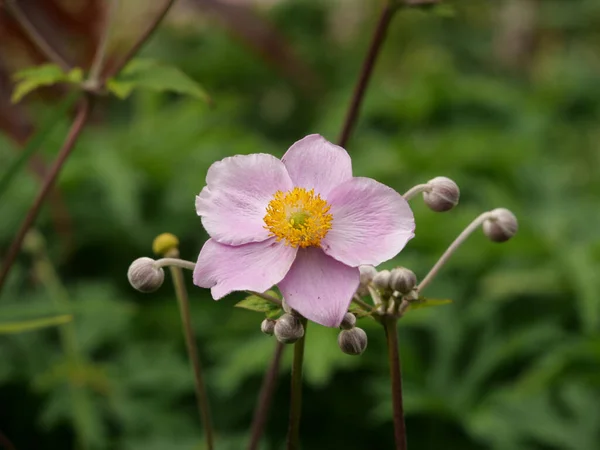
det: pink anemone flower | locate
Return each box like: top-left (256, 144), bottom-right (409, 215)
top-left (193, 134), bottom-right (415, 327)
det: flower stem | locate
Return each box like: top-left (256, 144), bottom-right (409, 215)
top-left (104, 0), bottom-right (177, 80)
top-left (352, 294), bottom-right (376, 313)
top-left (166, 249), bottom-right (215, 450)
top-left (155, 257), bottom-right (196, 271)
top-left (5, 0), bottom-right (71, 70)
top-left (417, 212), bottom-right (492, 292)
top-left (286, 318), bottom-right (307, 450)
top-left (383, 315), bottom-right (407, 450)
top-left (247, 341), bottom-right (286, 450)
top-left (0, 97), bottom-right (91, 294)
top-left (338, 2), bottom-right (397, 148)
top-left (402, 183), bottom-right (430, 201)
top-left (87, 0), bottom-right (121, 87)
top-left (0, 430), bottom-right (16, 450)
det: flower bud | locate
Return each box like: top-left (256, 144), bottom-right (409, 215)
top-left (389, 267), bottom-right (417, 295)
top-left (372, 269), bottom-right (391, 291)
top-left (152, 233), bottom-right (179, 256)
top-left (338, 327), bottom-right (368, 355)
top-left (261, 318), bottom-right (276, 336)
top-left (423, 176), bottom-right (460, 212)
top-left (127, 257), bottom-right (164, 293)
top-left (357, 265), bottom-right (377, 295)
top-left (340, 312), bottom-right (356, 330)
top-left (483, 208), bottom-right (518, 242)
top-left (274, 313), bottom-right (304, 344)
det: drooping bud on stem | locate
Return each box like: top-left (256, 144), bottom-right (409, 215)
top-left (274, 313), bottom-right (305, 344)
top-left (338, 327), bottom-right (368, 355)
top-left (127, 257), bottom-right (164, 293)
top-left (483, 208), bottom-right (518, 242)
top-left (423, 176), bottom-right (460, 212)
top-left (261, 318), bottom-right (276, 336)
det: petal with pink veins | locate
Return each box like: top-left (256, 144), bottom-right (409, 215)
top-left (321, 177), bottom-right (415, 267)
top-left (281, 134), bottom-right (352, 198)
top-left (196, 154), bottom-right (293, 245)
top-left (279, 247), bottom-right (359, 327)
top-left (194, 238), bottom-right (297, 299)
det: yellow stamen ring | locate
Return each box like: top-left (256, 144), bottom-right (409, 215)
top-left (264, 187), bottom-right (333, 248)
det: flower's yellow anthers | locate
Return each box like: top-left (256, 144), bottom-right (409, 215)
top-left (264, 187), bottom-right (333, 248)
top-left (152, 232), bottom-right (180, 256)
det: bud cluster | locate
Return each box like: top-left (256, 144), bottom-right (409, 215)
top-left (337, 312), bottom-right (368, 355)
top-left (261, 312), bottom-right (305, 344)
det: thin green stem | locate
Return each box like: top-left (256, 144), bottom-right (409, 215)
top-left (352, 294), bottom-right (376, 313)
top-left (417, 212), bottom-right (492, 292)
top-left (166, 249), bottom-right (215, 450)
top-left (286, 318), bottom-right (307, 450)
top-left (154, 257), bottom-right (196, 271)
top-left (0, 97), bottom-right (91, 294)
top-left (87, 0), bottom-right (121, 87)
top-left (247, 341), bottom-right (286, 450)
top-left (5, 0), bottom-right (71, 70)
top-left (383, 316), bottom-right (407, 450)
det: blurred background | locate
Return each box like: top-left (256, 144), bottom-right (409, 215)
top-left (1, 0), bottom-right (600, 449)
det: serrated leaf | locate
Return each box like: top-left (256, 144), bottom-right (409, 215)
top-left (235, 290), bottom-right (280, 316)
top-left (407, 296), bottom-right (453, 311)
top-left (0, 314), bottom-right (72, 334)
top-left (11, 64), bottom-right (83, 103)
top-left (106, 58), bottom-right (211, 103)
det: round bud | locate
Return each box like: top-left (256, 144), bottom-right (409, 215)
top-left (372, 269), bottom-right (391, 291)
top-left (261, 318), bottom-right (276, 336)
top-left (340, 312), bottom-right (356, 330)
top-left (152, 233), bottom-right (179, 256)
top-left (338, 327), bottom-right (368, 355)
top-left (127, 257), bottom-right (164, 293)
top-left (274, 313), bottom-right (304, 344)
top-left (423, 177), bottom-right (460, 212)
top-left (483, 208), bottom-right (518, 242)
top-left (357, 265), bottom-right (377, 295)
top-left (389, 267), bottom-right (417, 295)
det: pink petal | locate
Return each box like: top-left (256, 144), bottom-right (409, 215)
top-left (321, 177), bottom-right (415, 267)
top-left (278, 247), bottom-right (359, 327)
top-left (196, 154), bottom-right (293, 245)
top-left (194, 238), bottom-right (297, 299)
top-left (281, 134), bottom-right (352, 198)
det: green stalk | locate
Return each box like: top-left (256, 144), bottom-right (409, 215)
top-left (286, 318), bottom-right (308, 450)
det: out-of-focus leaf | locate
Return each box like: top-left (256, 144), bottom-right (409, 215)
top-left (106, 59), bottom-right (211, 103)
top-left (407, 297), bottom-right (453, 311)
top-left (11, 64), bottom-right (83, 103)
top-left (0, 92), bottom-right (79, 201)
top-left (235, 290), bottom-right (281, 317)
top-left (0, 314), bottom-right (72, 334)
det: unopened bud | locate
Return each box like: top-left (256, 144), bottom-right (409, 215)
top-left (357, 265), bottom-right (377, 295)
top-left (338, 327), bottom-right (368, 355)
top-left (423, 177), bottom-right (460, 212)
top-left (483, 208), bottom-right (518, 242)
top-left (389, 267), bottom-right (417, 295)
top-left (127, 257), bottom-right (164, 293)
top-left (274, 313), bottom-right (304, 344)
top-left (340, 312), bottom-right (356, 330)
top-left (372, 269), bottom-right (391, 291)
top-left (152, 233), bottom-right (179, 256)
top-left (261, 318), bottom-right (276, 336)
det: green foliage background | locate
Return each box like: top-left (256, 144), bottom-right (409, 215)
top-left (1, 1), bottom-right (600, 449)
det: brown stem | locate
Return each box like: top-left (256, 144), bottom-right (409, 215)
top-left (167, 249), bottom-right (215, 450)
top-left (247, 341), bottom-right (286, 450)
top-left (4, 0), bottom-right (71, 70)
top-left (103, 0), bottom-right (177, 79)
top-left (337, 2), bottom-right (397, 148)
top-left (0, 430), bottom-right (15, 450)
top-left (0, 97), bottom-right (91, 293)
top-left (383, 316), bottom-right (407, 450)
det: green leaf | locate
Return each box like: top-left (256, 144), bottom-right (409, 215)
top-left (235, 290), bottom-right (281, 317)
top-left (407, 296), bottom-right (453, 311)
top-left (0, 92), bottom-right (80, 201)
top-left (11, 64), bottom-right (83, 103)
top-left (348, 302), bottom-right (375, 318)
top-left (0, 314), bottom-right (72, 334)
top-left (106, 58), bottom-right (211, 104)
